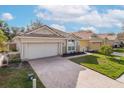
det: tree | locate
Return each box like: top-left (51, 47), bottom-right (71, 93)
top-left (27, 19), bottom-right (43, 31)
top-left (11, 27), bottom-right (25, 38)
top-left (103, 37), bottom-right (108, 45)
top-left (0, 20), bottom-right (11, 40)
top-left (0, 29), bottom-right (8, 52)
top-left (99, 45), bottom-right (113, 56)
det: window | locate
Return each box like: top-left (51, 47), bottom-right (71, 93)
top-left (68, 46), bottom-right (71, 51)
top-left (68, 40), bottom-right (75, 46)
top-left (68, 40), bottom-right (75, 52)
top-left (68, 46), bottom-right (75, 51)
top-left (71, 46), bottom-right (75, 50)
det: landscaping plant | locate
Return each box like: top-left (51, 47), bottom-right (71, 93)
top-left (99, 45), bottom-right (113, 56)
top-left (0, 30), bottom-right (8, 52)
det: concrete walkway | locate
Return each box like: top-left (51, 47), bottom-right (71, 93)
top-left (117, 75), bottom-right (124, 83)
top-left (112, 52), bottom-right (124, 84)
top-left (112, 52), bottom-right (124, 57)
top-left (76, 68), bottom-right (124, 88)
top-left (114, 51), bottom-right (124, 83)
top-left (29, 56), bottom-right (85, 88)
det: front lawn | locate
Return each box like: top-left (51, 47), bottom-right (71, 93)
top-left (113, 48), bottom-right (124, 53)
top-left (0, 61), bottom-right (45, 88)
top-left (70, 53), bottom-right (124, 79)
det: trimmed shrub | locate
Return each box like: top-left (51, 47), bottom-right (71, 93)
top-left (8, 52), bottom-right (21, 63)
top-left (99, 45), bottom-right (113, 56)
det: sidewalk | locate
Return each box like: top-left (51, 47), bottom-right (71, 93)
top-left (112, 52), bottom-right (124, 57)
top-left (76, 69), bottom-right (124, 88)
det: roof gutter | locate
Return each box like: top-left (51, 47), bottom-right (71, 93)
top-left (16, 36), bottom-right (67, 40)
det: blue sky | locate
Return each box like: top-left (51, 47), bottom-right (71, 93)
top-left (0, 5), bottom-right (124, 33)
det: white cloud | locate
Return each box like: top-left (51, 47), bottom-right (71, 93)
top-left (36, 12), bottom-right (49, 19)
top-left (36, 5), bottom-right (124, 28)
top-left (79, 10), bottom-right (121, 27)
top-left (50, 24), bottom-right (66, 31)
top-left (1, 13), bottom-right (14, 21)
top-left (38, 5), bottom-right (91, 15)
top-left (107, 9), bottom-right (124, 19)
top-left (80, 26), bottom-right (98, 33)
top-left (36, 5), bottom-right (91, 22)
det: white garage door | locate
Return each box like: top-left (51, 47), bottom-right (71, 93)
top-left (24, 43), bottom-right (58, 59)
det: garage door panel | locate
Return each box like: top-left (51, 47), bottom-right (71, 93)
top-left (24, 43), bottom-right (58, 59)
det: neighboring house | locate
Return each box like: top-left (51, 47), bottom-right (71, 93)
top-left (73, 30), bottom-right (103, 51)
top-left (13, 25), bottom-right (80, 60)
top-left (116, 31), bottom-right (124, 47)
top-left (117, 32), bottom-right (124, 42)
top-left (97, 33), bottom-right (117, 47)
top-left (88, 34), bottom-right (103, 51)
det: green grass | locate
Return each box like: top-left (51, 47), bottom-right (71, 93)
top-left (113, 48), bottom-right (124, 53)
top-left (70, 53), bottom-right (124, 79)
top-left (0, 62), bottom-right (45, 88)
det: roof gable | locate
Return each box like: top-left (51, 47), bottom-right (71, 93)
top-left (16, 25), bottom-right (80, 39)
top-left (73, 30), bottom-right (95, 40)
top-left (67, 34), bottom-right (78, 39)
top-left (97, 34), bottom-right (117, 40)
top-left (26, 25), bottom-right (61, 36)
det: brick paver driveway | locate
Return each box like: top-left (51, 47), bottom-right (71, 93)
top-left (29, 56), bottom-right (85, 88)
top-left (29, 56), bottom-right (124, 88)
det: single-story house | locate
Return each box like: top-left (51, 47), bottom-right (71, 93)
top-left (117, 32), bottom-right (124, 47)
top-left (97, 33), bottom-right (117, 47)
top-left (88, 34), bottom-right (103, 51)
top-left (117, 32), bottom-right (124, 42)
top-left (73, 30), bottom-right (103, 52)
top-left (13, 25), bottom-right (80, 60)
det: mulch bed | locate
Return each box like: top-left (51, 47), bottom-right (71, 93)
top-left (62, 52), bottom-right (86, 57)
top-left (2, 61), bottom-right (30, 69)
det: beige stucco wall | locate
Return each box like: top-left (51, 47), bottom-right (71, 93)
top-left (76, 41), bottom-right (80, 52)
top-left (80, 40), bottom-right (89, 47)
top-left (104, 40), bottom-right (114, 46)
top-left (79, 40), bottom-right (89, 52)
top-left (79, 39), bottom-right (114, 51)
top-left (118, 33), bottom-right (124, 41)
top-left (89, 42), bottom-right (103, 50)
top-left (14, 37), bottom-right (66, 59)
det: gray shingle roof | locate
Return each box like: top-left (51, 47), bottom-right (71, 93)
top-left (18, 25), bottom-right (79, 39)
top-left (21, 33), bottom-right (65, 38)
